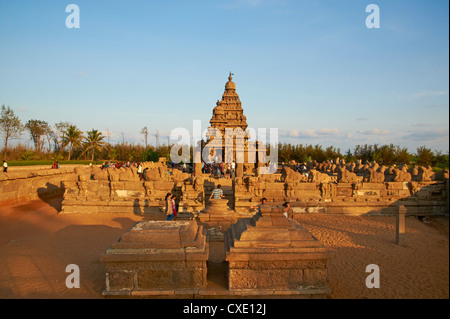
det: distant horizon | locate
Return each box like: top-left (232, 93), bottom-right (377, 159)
top-left (1, 0), bottom-right (448, 153)
top-left (3, 117), bottom-right (448, 156)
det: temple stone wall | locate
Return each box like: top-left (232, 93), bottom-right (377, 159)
top-left (61, 167), bottom-right (448, 216)
top-left (234, 176), bottom-right (449, 216)
top-left (61, 164), bottom-right (203, 214)
top-left (3, 161), bottom-right (447, 218)
top-left (0, 167), bottom-right (78, 205)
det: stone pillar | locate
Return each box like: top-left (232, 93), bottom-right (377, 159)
top-left (194, 162), bottom-right (202, 177)
top-left (396, 205), bottom-right (406, 245)
top-left (255, 141), bottom-right (266, 177)
top-left (236, 162), bottom-right (244, 178)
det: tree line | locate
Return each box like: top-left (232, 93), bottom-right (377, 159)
top-left (1, 105), bottom-right (106, 161)
top-left (0, 105), bottom-right (171, 163)
top-left (1, 105), bottom-right (448, 169)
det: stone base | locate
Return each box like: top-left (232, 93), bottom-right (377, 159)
top-left (198, 199), bottom-right (239, 233)
top-left (225, 206), bottom-right (333, 295)
top-left (102, 286), bottom-right (330, 299)
top-left (101, 220), bottom-right (209, 295)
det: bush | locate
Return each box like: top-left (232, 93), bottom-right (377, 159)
top-left (141, 149), bottom-right (160, 162)
top-left (415, 146), bottom-right (436, 166)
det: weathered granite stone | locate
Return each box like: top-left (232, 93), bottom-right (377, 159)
top-left (337, 167), bottom-right (359, 183)
top-left (101, 219), bottom-right (209, 296)
top-left (198, 199), bottom-right (239, 233)
top-left (225, 206), bottom-right (332, 298)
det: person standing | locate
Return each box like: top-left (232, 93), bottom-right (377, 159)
top-left (165, 193), bottom-right (174, 221)
top-left (2, 160), bottom-right (7, 173)
top-left (137, 162), bottom-right (143, 181)
top-left (171, 194), bottom-right (178, 219)
top-left (231, 161), bottom-right (236, 178)
top-left (220, 162), bottom-right (225, 178)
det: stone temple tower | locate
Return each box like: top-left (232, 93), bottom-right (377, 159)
top-left (206, 72), bottom-right (251, 165)
top-left (209, 72), bottom-right (248, 134)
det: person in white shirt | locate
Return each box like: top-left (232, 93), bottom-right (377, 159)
top-left (2, 161), bottom-right (7, 173)
top-left (137, 163), bottom-right (143, 180)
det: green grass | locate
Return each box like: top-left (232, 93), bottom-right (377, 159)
top-left (7, 160), bottom-right (103, 167)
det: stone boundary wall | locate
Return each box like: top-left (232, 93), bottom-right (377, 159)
top-left (0, 167), bottom-right (78, 205)
top-left (4, 162), bottom-right (446, 217)
top-left (234, 177), bottom-right (449, 216)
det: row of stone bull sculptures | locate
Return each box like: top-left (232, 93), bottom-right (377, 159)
top-left (282, 160), bottom-right (448, 184)
top-left (74, 160), bottom-right (448, 186)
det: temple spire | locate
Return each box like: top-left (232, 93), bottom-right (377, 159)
top-left (225, 72), bottom-right (236, 91)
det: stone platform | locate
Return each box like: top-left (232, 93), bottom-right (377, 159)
top-left (224, 206), bottom-right (333, 298)
top-left (197, 199), bottom-right (239, 233)
top-left (100, 212), bottom-right (332, 299)
top-left (101, 220), bottom-right (209, 296)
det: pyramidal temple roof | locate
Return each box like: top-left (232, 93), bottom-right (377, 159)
top-left (209, 72), bottom-right (248, 132)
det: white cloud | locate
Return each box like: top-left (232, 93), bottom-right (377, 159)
top-left (282, 128), bottom-right (341, 139)
top-left (317, 128), bottom-right (339, 135)
top-left (357, 129), bottom-right (389, 136)
top-left (289, 129), bottom-right (299, 137)
top-left (301, 129), bottom-right (318, 138)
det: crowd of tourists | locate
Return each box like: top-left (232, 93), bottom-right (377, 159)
top-left (169, 161), bottom-right (237, 178)
top-left (100, 161), bottom-right (141, 169)
top-left (202, 161), bottom-right (236, 178)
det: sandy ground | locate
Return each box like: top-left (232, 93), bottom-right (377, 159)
top-left (0, 197), bottom-right (448, 299)
top-left (294, 213), bottom-right (448, 299)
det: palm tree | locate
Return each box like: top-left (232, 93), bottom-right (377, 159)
top-left (83, 129), bottom-right (106, 162)
top-left (61, 125), bottom-right (83, 160)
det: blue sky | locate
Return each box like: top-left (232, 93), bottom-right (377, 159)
top-left (0, 0), bottom-right (448, 153)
